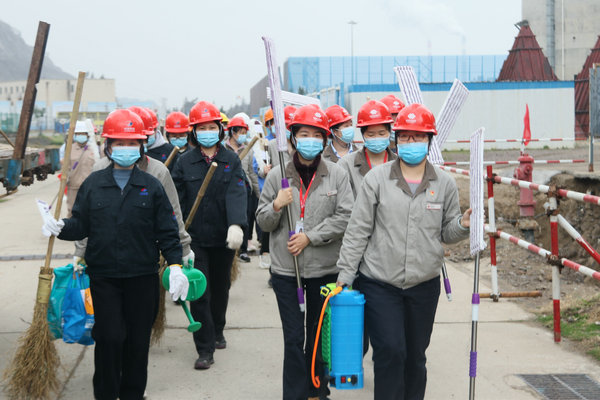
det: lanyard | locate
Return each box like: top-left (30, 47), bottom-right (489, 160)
top-left (299, 173), bottom-right (316, 220)
top-left (365, 149), bottom-right (388, 169)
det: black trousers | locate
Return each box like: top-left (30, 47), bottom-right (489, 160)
top-left (271, 273), bottom-right (337, 400)
top-left (190, 245), bottom-right (235, 355)
top-left (241, 194), bottom-right (258, 253)
top-left (89, 274), bottom-right (159, 400)
top-left (358, 274), bottom-right (440, 400)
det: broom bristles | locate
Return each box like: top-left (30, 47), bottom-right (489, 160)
top-left (231, 250), bottom-right (240, 283)
top-left (3, 300), bottom-right (59, 399)
top-left (150, 264), bottom-right (167, 346)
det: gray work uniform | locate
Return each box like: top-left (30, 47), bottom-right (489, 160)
top-left (74, 156), bottom-right (192, 257)
top-left (267, 138), bottom-right (293, 170)
top-left (337, 160), bottom-right (469, 289)
top-left (256, 158), bottom-right (354, 279)
top-left (337, 147), bottom-right (398, 199)
top-left (321, 142), bottom-right (359, 164)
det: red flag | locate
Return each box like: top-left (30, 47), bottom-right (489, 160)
top-left (523, 104), bottom-right (531, 146)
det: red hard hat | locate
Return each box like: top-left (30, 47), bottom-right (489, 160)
top-left (356, 100), bottom-right (394, 127)
top-left (102, 109), bottom-right (147, 139)
top-left (165, 111), bottom-right (189, 133)
top-left (393, 103), bottom-right (437, 135)
top-left (189, 101), bottom-right (222, 126)
top-left (284, 105), bottom-right (297, 128)
top-left (228, 116), bottom-right (249, 130)
top-left (380, 95), bottom-right (406, 114)
top-left (325, 105), bottom-right (353, 129)
top-left (288, 104), bottom-right (330, 133)
top-left (264, 108), bottom-right (274, 123)
top-left (144, 107), bottom-right (159, 129)
top-left (128, 106), bottom-right (154, 135)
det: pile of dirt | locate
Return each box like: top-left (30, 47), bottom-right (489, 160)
top-left (448, 171), bottom-right (600, 313)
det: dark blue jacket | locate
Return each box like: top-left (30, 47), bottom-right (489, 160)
top-left (147, 142), bottom-right (177, 172)
top-left (59, 165), bottom-right (182, 278)
top-left (171, 145), bottom-right (247, 247)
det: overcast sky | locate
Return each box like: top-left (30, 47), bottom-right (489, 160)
top-left (3, 0), bottom-right (521, 110)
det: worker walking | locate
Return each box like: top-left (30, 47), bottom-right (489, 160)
top-left (265, 105), bottom-right (296, 169)
top-left (132, 107), bottom-right (176, 171)
top-left (42, 109), bottom-right (188, 400)
top-left (65, 120), bottom-right (98, 217)
top-left (172, 101), bottom-right (247, 370)
top-left (164, 111), bottom-right (191, 160)
top-left (336, 103), bottom-right (471, 400)
top-left (256, 104), bottom-right (353, 400)
top-left (380, 94), bottom-right (405, 153)
top-left (338, 100), bottom-right (398, 199)
top-left (322, 105), bottom-right (358, 163)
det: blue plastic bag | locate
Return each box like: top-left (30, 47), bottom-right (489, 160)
top-left (62, 271), bottom-right (94, 345)
top-left (48, 264), bottom-right (76, 340)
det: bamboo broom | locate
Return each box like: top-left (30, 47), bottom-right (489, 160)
top-left (4, 71), bottom-right (86, 400)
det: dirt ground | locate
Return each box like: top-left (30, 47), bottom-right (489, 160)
top-left (443, 144), bottom-right (600, 358)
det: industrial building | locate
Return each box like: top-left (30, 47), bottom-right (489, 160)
top-left (0, 78), bottom-right (116, 132)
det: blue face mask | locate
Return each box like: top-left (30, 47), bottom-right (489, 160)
top-left (334, 127), bottom-right (355, 144)
top-left (364, 136), bottom-right (390, 154)
top-left (397, 142), bottom-right (429, 165)
top-left (170, 137), bottom-right (187, 148)
top-left (73, 134), bottom-right (88, 144)
top-left (196, 130), bottom-right (220, 147)
top-left (295, 137), bottom-right (323, 160)
top-left (143, 144), bottom-right (148, 153)
top-left (390, 132), bottom-right (396, 142)
top-left (236, 134), bottom-right (247, 145)
top-left (285, 130), bottom-right (291, 139)
top-left (147, 133), bottom-right (156, 147)
top-left (111, 146), bottom-right (141, 167)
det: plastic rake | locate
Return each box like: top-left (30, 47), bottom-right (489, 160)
top-left (468, 127), bottom-right (486, 400)
top-left (262, 36), bottom-right (305, 312)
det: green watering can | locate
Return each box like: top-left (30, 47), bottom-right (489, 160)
top-left (162, 264), bottom-right (207, 332)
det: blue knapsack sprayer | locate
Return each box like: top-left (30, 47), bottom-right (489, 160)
top-left (311, 283), bottom-right (365, 390)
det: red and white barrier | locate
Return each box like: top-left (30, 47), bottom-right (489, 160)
top-left (446, 138), bottom-right (587, 144)
top-left (485, 226), bottom-right (600, 282)
top-left (443, 159), bottom-right (585, 166)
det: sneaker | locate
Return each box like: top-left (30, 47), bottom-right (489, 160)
top-left (259, 253), bottom-right (271, 269)
top-left (239, 252), bottom-right (251, 263)
top-left (215, 337), bottom-right (227, 349)
top-left (194, 354), bottom-right (214, 370)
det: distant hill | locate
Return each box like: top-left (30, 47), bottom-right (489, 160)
top-left (0, 19), bottom-right (73, 81)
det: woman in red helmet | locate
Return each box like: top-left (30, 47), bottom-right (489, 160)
top-left (380, 94), bottom-right (406, 153)
top-left (164, 111), bottom-right (191, 161)
top-left (336, 103), bottom-right (471, 400)
top-left (42, 109), bottom-right (186, 400)
top-left (172, 101), bottom-right (247, 370)
top-left (338, 100), bottom-right (398, 199)
top-left (322, 104), bottom-right (358, 163)
top-left (256, 104), bottom-right (353, 400)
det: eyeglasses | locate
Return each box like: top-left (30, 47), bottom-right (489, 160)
top-left (397, 134), bottom-right (429, 143)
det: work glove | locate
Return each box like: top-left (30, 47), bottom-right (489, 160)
top-left (42, 217), bottom-right (65, 237)
top-left (226, 225), bottom-right (244, 250)
top-left (168, 265), bottom-right (189, 302)
top-left (182, 250), bottom-right (195, 269)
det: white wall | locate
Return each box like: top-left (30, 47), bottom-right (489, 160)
top-left (346, 82), bottom-right (575, 150)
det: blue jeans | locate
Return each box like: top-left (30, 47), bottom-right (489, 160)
top-left (358, 274), bottom-right (440, 400)
top-left (271, 273), bottom-right (337, 400)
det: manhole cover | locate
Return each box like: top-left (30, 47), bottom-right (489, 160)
top-left (518, 374), bottom-right (600, 400)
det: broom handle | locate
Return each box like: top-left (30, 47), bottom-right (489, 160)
top-left (44, 72), bottom-right (86, 270)
top-left (164, 146), bottom-right (180, 168)
top-left (238, 135), bottom-right (259, 161)
top-left (184, 162), bottom-right (218, 230)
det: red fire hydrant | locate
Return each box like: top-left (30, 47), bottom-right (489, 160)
top-left (514, 152), bottom-right (537, 242)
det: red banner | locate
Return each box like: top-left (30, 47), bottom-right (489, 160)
top-left (523, 104), bottom-right (531, 146)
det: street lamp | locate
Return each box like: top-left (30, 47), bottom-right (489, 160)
top-left (348, 20), bottom-right (357, 86)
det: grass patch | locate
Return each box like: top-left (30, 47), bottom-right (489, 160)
top-left (537, 295), bottom-right (600, 361)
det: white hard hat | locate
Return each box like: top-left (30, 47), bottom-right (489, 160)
top-left (74, 121), bottom-right (87, 133)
